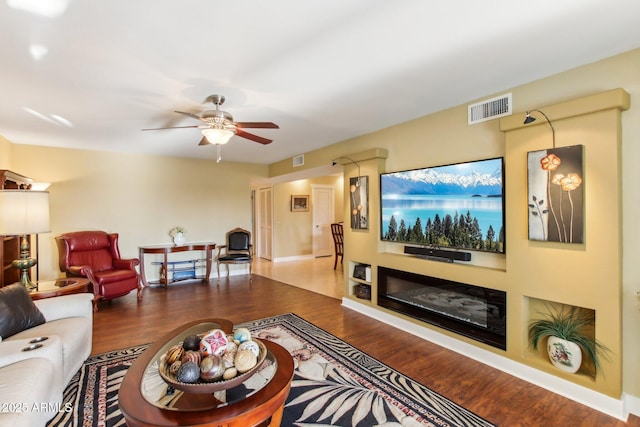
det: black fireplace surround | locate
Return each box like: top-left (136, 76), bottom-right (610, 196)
top-left (378, 266), bottom-right (506, 350)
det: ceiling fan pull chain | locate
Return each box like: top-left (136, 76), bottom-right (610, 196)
top-left (216, 144), bottom-right (222, 163)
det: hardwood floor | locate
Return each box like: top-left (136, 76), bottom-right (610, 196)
top-left (92, 258), bottom-right (638, 426)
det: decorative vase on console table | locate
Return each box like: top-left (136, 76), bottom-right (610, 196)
top-left (173, 232), bottom-right (186, 246)
top-left (169, 227), bottom-right (186, 246)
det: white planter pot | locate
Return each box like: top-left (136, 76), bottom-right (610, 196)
top-left (547, 336), bottom-right (582, 373)
top-left (173, 232), bottom-right (186, 246)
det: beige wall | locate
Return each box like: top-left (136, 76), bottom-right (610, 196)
top-left (8, 145), bottom-right (268, 281)
top-left (268, 49), bottom-right (640, 401)
top-left (272, 175), bottom-right (343, 259)
top-left (0, 136), bottom-right (12, 169)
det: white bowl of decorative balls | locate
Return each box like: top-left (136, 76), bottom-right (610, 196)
top-left (158, 327), bottom-right (267, 393)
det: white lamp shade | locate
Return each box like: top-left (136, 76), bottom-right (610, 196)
top-left (201, 128), bottom-right (234, 145)
top-left (0, 190), bottom-right (51, 235)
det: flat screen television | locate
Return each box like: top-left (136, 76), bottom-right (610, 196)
top-left (380, 157), bottom-right (505, 254)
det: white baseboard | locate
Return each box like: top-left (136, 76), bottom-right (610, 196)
top-left (272, 254), bottom-right (315, 263)
top-left (342, 298), bottom-right (631, 421)
top-left (625, 393), bottom-right (640, 418)
top-left (209, 266), bottom-right (251, 279)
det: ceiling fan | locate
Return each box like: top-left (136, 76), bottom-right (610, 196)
top-left (142, 94), bottom-right (279, 161)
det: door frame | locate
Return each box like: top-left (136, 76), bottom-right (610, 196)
top-left (254, 185), bottom-right (273, 260)
top-left (311, 184), bottom-right (335, 257)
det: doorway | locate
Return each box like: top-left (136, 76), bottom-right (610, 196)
top-left (312, 184), bottom-right (334, 257)
top-left (256, 186), bottom-right (273, 260)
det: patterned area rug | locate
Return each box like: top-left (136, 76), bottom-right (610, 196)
top-left (47, 313), bottom-right (494, 427)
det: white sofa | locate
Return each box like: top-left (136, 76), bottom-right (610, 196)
top-left (0, 292), bottom-right (93, 427)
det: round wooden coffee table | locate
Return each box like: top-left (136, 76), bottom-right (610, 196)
top-left (29, 278), bottom-right (90, 300)
top-left (119, 318), bottom-right (294, 427)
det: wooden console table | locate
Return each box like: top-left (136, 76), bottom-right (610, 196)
top-left (139, 243), bottom-right (216, 288)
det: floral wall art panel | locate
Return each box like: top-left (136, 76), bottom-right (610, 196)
top-left (527, 145), bottom-right (584, 243)
top-left (350, 176), bottom-right (368, 229)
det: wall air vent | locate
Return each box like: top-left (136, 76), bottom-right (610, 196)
top-left (292, 154), bottom-right (304, 167)
top-left (468, 93), bottom-right (512, 125)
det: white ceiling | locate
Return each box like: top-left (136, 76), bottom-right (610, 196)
top-left (1, 0), bottom-right (639, 165)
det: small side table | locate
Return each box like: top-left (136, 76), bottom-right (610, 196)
top-left (28, 278), bottom-right (90, 300)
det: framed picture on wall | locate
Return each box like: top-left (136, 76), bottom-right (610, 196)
top-left (527, 145), bottom-right (584, 243)
top-left (350, 176), bottom-right (368, 229)
top-left (291, 195), bottom-right (309, 212)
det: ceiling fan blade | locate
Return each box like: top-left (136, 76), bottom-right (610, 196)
top-left (175, 110), bottom-right (206, 122)
top-left (198, 136), bottom-right (211, 146)
top-left (236, 129), bottom-right (272, 145)
top-left (142, 125), bottom-right (201, 131)
top-left (235, 122), bottom-right (279, 129)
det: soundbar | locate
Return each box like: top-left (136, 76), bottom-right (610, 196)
top-left (404, 246), bottom-right (472, 262)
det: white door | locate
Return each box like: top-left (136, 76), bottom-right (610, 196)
top-left (312, 185), bottom-right (334, 257)
top-left (256, 186), bottom-right (273, 260)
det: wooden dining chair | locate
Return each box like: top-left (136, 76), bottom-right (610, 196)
top-left (330, 223), bottom-right (344, 270)
top-left (215, 228), bottom-right (253, 281)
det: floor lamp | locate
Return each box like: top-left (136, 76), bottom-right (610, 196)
top-left (0, 190), bottom-right (51, 290)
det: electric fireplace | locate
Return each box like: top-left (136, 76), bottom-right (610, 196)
top-left (378, 266), bottom-right (506, 350)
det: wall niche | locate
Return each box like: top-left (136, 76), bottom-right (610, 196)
top-left (526, 296), bottom-right (599, 380)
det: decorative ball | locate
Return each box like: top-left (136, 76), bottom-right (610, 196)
top-left (225, 340), bottom-right (238, 355)
top-left (223, 367), bottom-right (238, 380)
top-left (166, 345), bottom-right (185, 364)
top-left (169, 360), bottom-right (182, 374)
top-left (238, 340), bottom-right (260, 358)
top-left (199, 355), bottom-right (225, 382)
top-left (182, 335), bottom-right (201, 351)
top-left (233, 328), bottom-right (251, 343)
top-left (181, 350), bottom-right (202, 365)
top-left (200, 329), bottom-right (228, 356)
top-left (176, 361), bottom-right (200, 383)
top-left (222, 351), bottom-right (236, 369)
top-left (234, 349), bottom-right (258, 373)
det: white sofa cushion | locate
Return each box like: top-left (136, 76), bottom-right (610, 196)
top-left (0, 335), bottom-right (63, 386)
top-left (11, 318), bottom-right (91, 385)
top-left (7, 293), bottom-right (93, 385)
top-left (0, 358), bottom-right (59, 427)
top-left (33, 293), bottom-right (93, 324)
top-left (0, 293), bottom-right (93, 427)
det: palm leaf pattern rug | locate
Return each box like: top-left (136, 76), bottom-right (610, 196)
top-left (48, 313), bottom-right (494, 427)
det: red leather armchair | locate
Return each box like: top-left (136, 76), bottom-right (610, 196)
top-left (56, 231), bottom-right (141, 310)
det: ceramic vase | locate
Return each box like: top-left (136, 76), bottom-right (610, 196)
top-left (173, 232), bottom-right (186, 246)
top-left (547, 336), bottom-right (582, 373)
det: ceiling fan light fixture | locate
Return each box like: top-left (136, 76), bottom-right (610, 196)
top-left (201, 128), bottom-right (234, 145)
top-left (142, 94), bottom-right (278, 153)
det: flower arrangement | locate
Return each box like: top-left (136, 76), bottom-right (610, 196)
top-left (169, 226), bottom-right (185, 237)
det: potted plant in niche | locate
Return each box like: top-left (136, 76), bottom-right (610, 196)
top-left (169, 226), bottom-right (186, 246)
top-left (528, 304), bottom-right (610, 375)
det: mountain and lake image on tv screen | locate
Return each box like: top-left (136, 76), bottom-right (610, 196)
top-left (380, 157), bottom-right (505, 253)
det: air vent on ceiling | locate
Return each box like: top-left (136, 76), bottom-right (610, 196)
top-left (292, 154), bottom-right (304, 167)
top-left (468, 93), bottom-right (512, 125)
